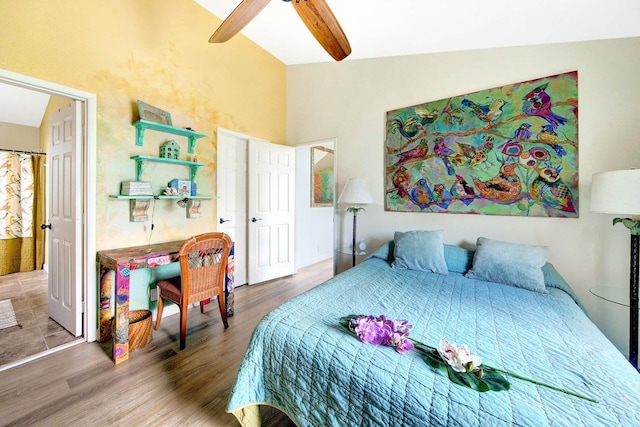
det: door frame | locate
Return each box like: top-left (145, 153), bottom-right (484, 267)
top-left (0, 69), bottom-right (97, 342)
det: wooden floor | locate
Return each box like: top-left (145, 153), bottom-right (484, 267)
top-left (0, 259), bottom-right (333, 426)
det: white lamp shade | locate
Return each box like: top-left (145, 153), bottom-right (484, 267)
top-left (338, 178), bottom-right (373, 205)
top-left (591, 169), bottom-right (640, 215)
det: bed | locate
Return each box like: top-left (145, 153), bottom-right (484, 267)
top-left (227, 232), bottom-right (640, 426)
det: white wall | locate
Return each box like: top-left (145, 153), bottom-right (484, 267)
top-left (0, 122), bottom-right (39, 150)
top-left (287, 37), bottom-right (640, 357)
top-left (294, 142), bottom-right (334, 268)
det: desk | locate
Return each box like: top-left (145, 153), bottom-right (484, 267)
top-left (97, 241), bottom-right (235, 364)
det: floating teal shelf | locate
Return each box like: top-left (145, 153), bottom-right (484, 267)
top-left (132, 120), bottom-right (206, 154)
top-left (109, 195), bottom-right (218, 200)
top-left (130, 155), bottom-right (205, 181)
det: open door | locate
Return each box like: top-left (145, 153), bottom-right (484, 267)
top-left (248, 140), bottom-right (295, 284)
top-left (47, 101), bottom-right (82, 336)
top-left (217, 130), bottom-right (248, 286)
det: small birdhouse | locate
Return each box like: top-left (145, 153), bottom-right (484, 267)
top-left (160, 140), bottom-right (181, 159)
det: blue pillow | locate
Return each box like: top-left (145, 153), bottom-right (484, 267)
top-left (391, 230), bottom-right (448, 275)
top-left (465, 237), bottom-right (548, 293)
top-left (444, 245), bottom-right (474, 274)
top-left (368, 241), bottom-right (474, 274)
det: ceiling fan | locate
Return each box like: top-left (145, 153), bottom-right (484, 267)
top-left (208, 0), bottom-right (351, 61)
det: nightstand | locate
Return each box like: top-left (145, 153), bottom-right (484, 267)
top-left (590, 286), bottom-right (639, 370)
top-left (338, 248), bottom-right (368, 268)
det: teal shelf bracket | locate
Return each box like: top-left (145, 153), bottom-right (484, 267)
top-left (188, 164), bottom-right (201, 181)
top-left (134, 158), bottom-right (146, 181)
top-left (135, 126), bottom-right (146, 147)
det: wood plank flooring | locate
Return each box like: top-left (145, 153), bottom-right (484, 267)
top-left (0, 259), bottom-right (333, 427)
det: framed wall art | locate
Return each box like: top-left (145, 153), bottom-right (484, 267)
top-left (137, 100), bottom-right (172, 126)
top-left (384, 71), bottom-right (579, 218)
top-left (311, 145), bottom-right (334, 207)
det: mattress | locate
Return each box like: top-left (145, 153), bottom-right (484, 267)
top-left (227, 256), bottom-right (640, 426)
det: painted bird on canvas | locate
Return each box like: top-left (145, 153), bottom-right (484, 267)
top-left (414, 108), bottom-right (439, 125)
top-left (433, 137), bottom-right (455, 175)
top-left (473, 162), bottom-right (521, 203)
top-left (450, 138), bottom-right (494, 168)
top-left (432, 183), bottom-right (452, 209)
top-left (450, 174), bottom-right (476, 205)
top-left (410, 179), bottom-right (434, 209)
top-left (388, 116), bottom-right (422, 139)
top-left (393, 139), bottom-right (429, 166)
top-left (392, 165), bottom-right (411, 199)
top-left (460, 98), bottom-right (506, 122)
top-left (513, 123), bottom-right (532, 141)
top-left (522, 83), bottom-right (567, 129)
top-left (536, 124), bottom-right (559, 143)
top-left (530, 166), bottom-right (576, 213)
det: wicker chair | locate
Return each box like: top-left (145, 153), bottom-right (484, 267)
top-left (154, 232), bottom-right (231, 349)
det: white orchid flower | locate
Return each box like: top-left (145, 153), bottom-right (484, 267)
top-left (437, 337), bottom-right (483, 373)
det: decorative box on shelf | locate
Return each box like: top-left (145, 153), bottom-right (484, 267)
top-left (121, 181), bottom-right (153, 196)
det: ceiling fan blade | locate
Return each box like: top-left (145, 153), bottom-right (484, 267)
top-left (209, 0), bottom-right (271, 43)
top-left (291, 0), bottom-right (351, 61)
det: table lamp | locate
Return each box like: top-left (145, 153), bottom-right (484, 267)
top-left (591, 169), bottom-right (640, 369)
top-left (338, 178), bottom-right (373, 267)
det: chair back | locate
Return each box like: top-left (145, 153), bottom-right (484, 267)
top-left (178, 232), bottom-right (232, 305)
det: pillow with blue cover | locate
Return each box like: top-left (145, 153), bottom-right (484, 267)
top-left (465, 237), bottom-right (548, 293)
top-left (368, 240), bottom-right (473, 274)
top-left (391, 230), bottom-right (448, 275)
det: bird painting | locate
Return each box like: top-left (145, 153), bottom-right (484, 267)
top-left (522, 83), bottom-right (567, 129)
top-left (432, 183), bottom-right (452, 209)
top-left (392, 165), bottom-right (411, 199)
top-left (393, 139), bottom-right (429, 166)
top-left (450, 138), bottom-right (494, 168)
top-left (414, 108), bottom-right (438, 125)
top-left (410, 179), bottom-right (434, 209)
top-left (450, 175), bottom-right (476, 205)
top-left (433, 137), bottom-right (455, 175)
top-left (384, 71), bottom-right (577, 217)
top-left (388, 116), bottom-right (422, 139)
top-left (536, 124), bottom-right (559, 143)
top-left (460, 98), bottom-right (506, 122)
top-left (513, 123), bottom-right (532, 141)
top-left (530, 166), bottom-right (576, 213)
top-left (473, 162), bottom-right (521, 203)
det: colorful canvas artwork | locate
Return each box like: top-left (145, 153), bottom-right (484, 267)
top-left (384, 72), bottom-right (579, 217)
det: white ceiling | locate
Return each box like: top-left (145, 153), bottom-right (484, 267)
top-left (0, 83), bottom-right (50, 128)
top-left (196, 0), bottom-right (640, 65)
top-left (2, 1), bottom-right (640, 128)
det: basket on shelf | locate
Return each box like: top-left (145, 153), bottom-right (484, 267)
top-left (126, 309), bottom-right (153, 352)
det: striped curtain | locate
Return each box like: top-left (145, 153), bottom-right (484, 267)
top-left (0, 152), bottom-right (44, 275)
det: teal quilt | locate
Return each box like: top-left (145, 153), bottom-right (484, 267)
top-left (227, 257), bottom-right (640, 426)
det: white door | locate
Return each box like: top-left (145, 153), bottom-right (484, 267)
top-left (248, 140), bottom-right (295, 284)
top-left (217, 130), bottom-right (248, 286)
top-left (48, 101), bottom-right (82, 336)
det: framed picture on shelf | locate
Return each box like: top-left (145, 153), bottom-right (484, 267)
top-left (137, 100), bottom-right (172, 126)
top-left (168, 179), bottom-right (191, 196)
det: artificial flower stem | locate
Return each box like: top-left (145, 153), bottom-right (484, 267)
top-left (485, 365), bottom-right (598, 403)
top-left (409, 338), bottom-right (597, 403)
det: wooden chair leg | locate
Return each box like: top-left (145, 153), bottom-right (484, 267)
top-left (217, 294), bottom-right (229, 329)
top-left (179, 304), bottom-right (188, 350)
top-left (154, 293), bottom-right (164, 330)
top-left (200, 300), bottom-right (206, 313)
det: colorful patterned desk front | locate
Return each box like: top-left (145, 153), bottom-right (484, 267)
top-left (97, 241), bottom-right (235, 364)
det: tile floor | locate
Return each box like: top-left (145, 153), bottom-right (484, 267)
top-left (0, 269), bottom-right (76, 367)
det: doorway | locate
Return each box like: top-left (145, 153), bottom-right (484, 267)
top-left (216, 128), bottom-right (296, 286)
top-left (0, 69), bottom-right (97, 369)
